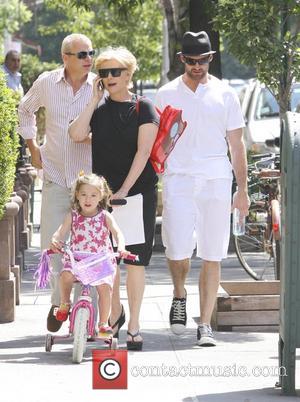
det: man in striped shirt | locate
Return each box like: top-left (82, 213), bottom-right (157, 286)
top-left (18, 33), bottom-right (96, 332)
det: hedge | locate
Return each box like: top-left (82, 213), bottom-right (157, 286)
top-left (0, 71), bottom-right (19, 220)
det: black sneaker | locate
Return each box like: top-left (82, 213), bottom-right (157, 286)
top-left (197, 323), bottom-right (216, 346)
top-left (169, 290), bottom-right (187, 335)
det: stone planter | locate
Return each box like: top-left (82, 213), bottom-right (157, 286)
top-left (0, 200), bottom-right (19, 322)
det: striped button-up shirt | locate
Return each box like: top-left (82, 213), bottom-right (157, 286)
top-left (18, 68), bottom-right (96, 188)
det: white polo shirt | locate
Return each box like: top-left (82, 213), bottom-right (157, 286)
top-left (155, 75), bottom-right (245, 179)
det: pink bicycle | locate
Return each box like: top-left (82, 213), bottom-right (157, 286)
top-left (35, 247), bottom-right (138, 364)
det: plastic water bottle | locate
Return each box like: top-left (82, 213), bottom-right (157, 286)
top-left (232, 208), bottom-right (245, 236)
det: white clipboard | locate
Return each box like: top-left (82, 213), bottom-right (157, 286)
top-left (111, 194), bottom-right (145, 246)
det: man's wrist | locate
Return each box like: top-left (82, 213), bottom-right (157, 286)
top-left (237, 187), bottom-right (248, 194)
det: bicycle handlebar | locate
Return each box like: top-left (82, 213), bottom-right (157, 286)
top-left (116, 252), bottom-right (139, 262)
top-left (110, 199), bottom-right (127, 206)
top-left (46, 248), bottom-right (139, 261)
top-left (251, 153), bottom-right (274, 160)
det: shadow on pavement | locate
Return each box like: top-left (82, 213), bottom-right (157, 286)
top-left (0, 328), bottom-right (266, 361)
top-left (183, 387), bottom-right (300, 401)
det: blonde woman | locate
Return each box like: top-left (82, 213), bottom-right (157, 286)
top-left (69, 47), bottom-right (159, 350)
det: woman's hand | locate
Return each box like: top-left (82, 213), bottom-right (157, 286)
top-left (111, 188), bottom-right (128, 200)
top-left (92, 76), bottom-right (104, 104)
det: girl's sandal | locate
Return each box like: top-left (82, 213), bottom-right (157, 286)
top-left (56, 302), bottom-right (71, 322)
top-left (126, 330), bottom-right (143, 351)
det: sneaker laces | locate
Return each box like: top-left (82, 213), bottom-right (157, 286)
top-left (199, 323), bottom-right (213, 337)
top-left (172, 298), bottom-right (186, 321)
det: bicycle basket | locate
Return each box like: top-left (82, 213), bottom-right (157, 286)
top-left (69, 251), bottom-right (116, 285)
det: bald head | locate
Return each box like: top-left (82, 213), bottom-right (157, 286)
top-left (5, 50), bottom-right (21, 73)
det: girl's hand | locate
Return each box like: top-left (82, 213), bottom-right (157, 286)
top-left (118, 249), bottom-right (131, 259)
top-left (92, 76), bottom-right (104, 103)
top-left (50, 238), bottom-right (64, 254)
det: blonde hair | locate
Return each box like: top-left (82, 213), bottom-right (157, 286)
top-left (71, 173), bottom-right (112, 211)
top-left (61, 33), bottom-right (92, 54)
top-left (95, 46), bottom-right (138, 88)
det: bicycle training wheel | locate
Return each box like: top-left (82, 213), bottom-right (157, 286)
top-left (234, 205), bottom-right (278, 280)
top-left (110, 337), bottom-right (118, 350)
top-left (72, 308), bottom-right (89, 364)
top-left (45, 334), bottom-right (53, 352)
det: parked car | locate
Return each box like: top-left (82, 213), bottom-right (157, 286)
top-left (137, 87), bottom-right (157, 104)
top-left (242, 79), bottom-right (300, 153)
top-left (223, 78), bottom-right (249, 103)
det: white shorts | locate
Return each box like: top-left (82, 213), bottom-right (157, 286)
top-left (162, 175), bottom-right (232, 261)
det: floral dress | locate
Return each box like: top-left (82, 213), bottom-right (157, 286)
top-left (62, 209), bottom-right (116, 287)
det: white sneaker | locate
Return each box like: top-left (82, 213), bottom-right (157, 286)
top-left (197, 323), bottom-right (216, 346)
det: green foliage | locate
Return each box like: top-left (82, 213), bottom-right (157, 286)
top-left (20, 54), bottom-right (60, 94)
top-left (20, 55), bottom-right (60, 143)
top-left (20, 5), bottom-right (71, 63)
top-left (40, 0), bottom-right (163, 82)
top-left (0, 0), bottom-right (32, 49)
top-left (214, 0), bottom-right (300, 112)
top-left (0, 71), bottom-right (19, 220)
top-left (221, 49), bottom-right (256, 80)
top-left (54, 0), bottom-right (146, 14)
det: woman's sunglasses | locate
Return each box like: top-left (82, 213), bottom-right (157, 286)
top-left (98, 68), bottom-right (127, 78)
top-left (64, 50), bottom-right (96, 59)
top-left (182, 55), bottom-right (212, 65)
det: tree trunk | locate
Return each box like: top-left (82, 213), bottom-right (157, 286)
top-left (161, 0), bottom-right (189, 81)
top-left (161, 0), bottom-right (222, 82)
top-left (189, 0), bottom-right (222, 79)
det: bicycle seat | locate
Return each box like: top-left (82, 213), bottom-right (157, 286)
top-left (254, 169), bottom-right (281, 179)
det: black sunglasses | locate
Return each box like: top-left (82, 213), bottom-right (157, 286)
top-left (64, 50), bottom-right (96, 59)
top-left (98, 68), bottom-right (127, 78)
top-left (183, 55), bottom-right (212, 66)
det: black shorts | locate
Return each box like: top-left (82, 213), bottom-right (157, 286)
top-left (115, 187), bottom-right (157, 266)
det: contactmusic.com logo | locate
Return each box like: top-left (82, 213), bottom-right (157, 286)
top-left (92, 350), bottom-right (128, 389)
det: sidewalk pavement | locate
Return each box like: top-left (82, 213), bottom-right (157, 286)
top-left (0, 234), bottom-right (299, 402)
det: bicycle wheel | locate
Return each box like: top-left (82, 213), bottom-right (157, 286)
top-left (273, 239), bottom-right (280, 280)
top-left (271, 199), bottom-right (281, 280)
top-left (234, 205), bottom-right (277, 280)
top-left (72, 308), bottom-right (89, 364)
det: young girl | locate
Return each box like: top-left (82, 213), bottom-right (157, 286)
top-left (50, 173), bottom-right (127, 338)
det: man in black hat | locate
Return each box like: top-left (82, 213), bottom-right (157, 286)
top-left (156, 31), bottom-right (249, 346)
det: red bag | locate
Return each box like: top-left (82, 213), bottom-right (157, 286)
top-left (136, 100), bottom-right (187, 173)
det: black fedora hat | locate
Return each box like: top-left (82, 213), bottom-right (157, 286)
top-left (177, 31), bottom-right (216, 56)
